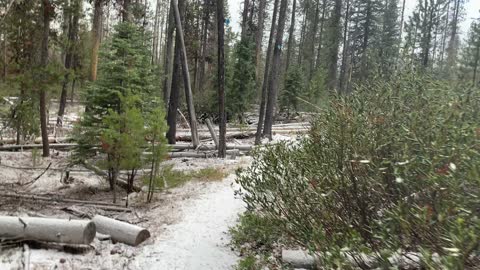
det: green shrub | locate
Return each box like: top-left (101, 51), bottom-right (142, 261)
top-left (236, 76), bottom-right (480, 268)
top-left (230, 211), bottom-right (283, 252)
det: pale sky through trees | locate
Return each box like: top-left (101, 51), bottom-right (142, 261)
top-left (227, 0), bottom-right (480, 38)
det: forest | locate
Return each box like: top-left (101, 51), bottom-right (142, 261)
top-left (0, 0), bottom-right (480, 268)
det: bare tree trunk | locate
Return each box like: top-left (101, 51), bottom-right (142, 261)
top-left (152, 0), bottom-right (161, 64)
top-left (314, 0), bottom-right (326, 71)
top-left (446, 0), bottom-right (460, 68)
top-left (255, 0), bottom-right (280, 144)
top-left (339, 0), bottom-right (350, 93)
top-left (241, 0), bottom-right (251, 39)
top-left (263, 0), bottom-right (288, 139)
top-left (399, 0), bottom-right (406, 38)
top-left (297, 7), bottom-right (307, 66)
top-left (40, 0), bottom-right (52, 157)
top-left (163, 2), bottom-right (175, 105)
top-left (326, 0), bottom-right (342, 90)
top-left (255, 0), bottom-right (266, 83)
top-left (1, 29), bottom-right (6, 81)
top-left (57, 0), bottom-right (80, 126)
top-left (474, 44), bottom-right (480, 87)
top-left (90, 0), bottom-right (104, 81)
top-left (166, 7), bottom-right (183, 144)
top-left (285, 0), bottom-right (296, 73)
top-left (308, 0), bottom-right (320, 80)
top-left (172, 0), bottom-right (200, 147)
top-left (197, 0), bottom-right (210, 93)
top-left (217, 0), bottom-right (226, 158)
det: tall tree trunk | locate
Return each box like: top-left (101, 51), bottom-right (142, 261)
top-left (263, 0), bottom-right (288, 139)
top-left (241, 0), bottom-right (251, 39)
top-left (172, 0), bottom-right (200, 146)
top-left (255, 0), bottom-right (266, 83)
top-left (399, 0), bottom-right (406, 37)
top-left (474, 44), bottom-right (480, 87)
top-left (166, 28), bottom-right (183, 143)
top-left (360, 0), bottom-right (372, 79)
top-left (197, 0), bottom-right (210, 93)
top-left (40, 0), bottom-right (52, 157)
top-left (284, 0), bottom-right (296, 72)
top-left (2, 29), bottom-right (6, 81)
top-left (152, 0), bottom-right (161, 64)
top-left (163, 2), bottom-right (175, 105)
top-left (326, 0), bottom-right (342, 90)
top-left (308, 0), bottom-right (320, 80)
top-left (446, 0), bottom-right (460, 68)
top-left (90, 0), bottom-right (104, 81)
top-left (255, 0), bottom-right (280, 144)
top-left (217, 0), bottom-right (226, 157)
top-left (57, 0), bottom-right (80, 126)
top-left (122, 0), bottom-right (132, 22)
top-left (339, 0), bottom-right (350, 93)
top-left (314, 0), bottom-right (326, 71)
top-left (297, 6), bottom-right (307, 66)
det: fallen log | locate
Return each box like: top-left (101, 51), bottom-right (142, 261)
top-left (92, 215), bottom-right (150, 246)
top-left (0, 216), bottom-right (96, 245)
top-left (0, 193), bottom-right (131, 212)
top-left (0, 142), bottom-right (253, 152)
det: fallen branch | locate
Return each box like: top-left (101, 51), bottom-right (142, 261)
top-left (0, 192), bottom-right (131, 212)
top-left (21, 163), bottom-right (52, 186)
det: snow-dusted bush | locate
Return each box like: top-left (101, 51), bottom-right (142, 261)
top-left (236, 76), bottom-right (480, 268)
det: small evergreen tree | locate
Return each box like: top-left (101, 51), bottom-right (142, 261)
top-left (280, 66), bottom-right (304, 116)
top-left (227, 38), bottom-right (256, 122)
top-left (74, 22), bottom-right (167, 202)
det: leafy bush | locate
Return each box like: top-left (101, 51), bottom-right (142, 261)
top-left (236, 76), bottom-right (480, 268)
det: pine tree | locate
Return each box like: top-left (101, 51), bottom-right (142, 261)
top-left (74, 22), bottom-right (167, 202)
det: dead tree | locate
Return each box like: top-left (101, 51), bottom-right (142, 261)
top-left (89, 0), bottom-right (104, 81)
top-left (217, 0), bottom-right (226, 157)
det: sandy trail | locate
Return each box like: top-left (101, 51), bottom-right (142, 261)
top-left (133, 175), bottom-right (244, 270)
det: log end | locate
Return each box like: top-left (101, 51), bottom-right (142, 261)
top-left (134, 229), bottom-right (151, 246)
top-left (83, 221), bottom-right (97, 244)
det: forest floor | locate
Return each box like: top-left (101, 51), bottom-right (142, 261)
top-left (0, 101), bottom-right (305, 270)
top-left (0, 151), bottom-right (250, 270)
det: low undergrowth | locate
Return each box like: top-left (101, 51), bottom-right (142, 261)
top-left (235, 76), bottom-right (480, 269)
top-left (144, 165), bottom-right (228, 190)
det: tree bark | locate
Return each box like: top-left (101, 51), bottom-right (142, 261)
top-left (255, 0), bottom-right (266, 83)
top-left (57, 0), bottom-right (80, 126)
top-left (40, 0), bottom-right (52, 158)
top-left (314, 0), bottom-right (326, 71)
top-left (241, 0), bottom-right (251, 39)
top-left (217, 0), bottom-right (226, 157)
top-left (285, 0), bottom-right (296, 73)
top-left (163, 2), bottom-right (175, 105)
top-left (172, 0), bottom-right (200, 147)
top-left (166, 31), bottom-right (182, 144)
top-left (1, 28), bottom-right (6, 81)
top-left (92, 215), bottom-right (150, 246)
top-left (326, 0), bottom-right (342, 90)
top-left (152, 0), bottom-right (162, 64)
top-left (0, 216), bottom-right (96, 245)
top-left (446, 0), bottom-right (460, 68)
top-left (339, 0), bottom-right (350, 93)
top-left (89, 0), bottom-right (104, 81)
top-left (262, 0), bottom-right (288, 139)
top-left (308, 0), bottom-right (320, 80)
top-left (197, 0), bottom-right (210, 93)
top-left (255, 0), bottom-right (280, 144)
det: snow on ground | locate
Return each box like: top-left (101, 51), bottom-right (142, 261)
top-left (133, 174), bottom-right (244, 270)
top-left (0, 151), bottom-right (250, 270)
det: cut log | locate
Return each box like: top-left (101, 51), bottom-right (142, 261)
top-left (91, 215), bottom-right (150, 246)
top-left (0, 216), bottom-right (96, 245)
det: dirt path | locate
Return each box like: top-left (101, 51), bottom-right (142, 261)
top-left (132, 174), bottom-right (244, 270)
